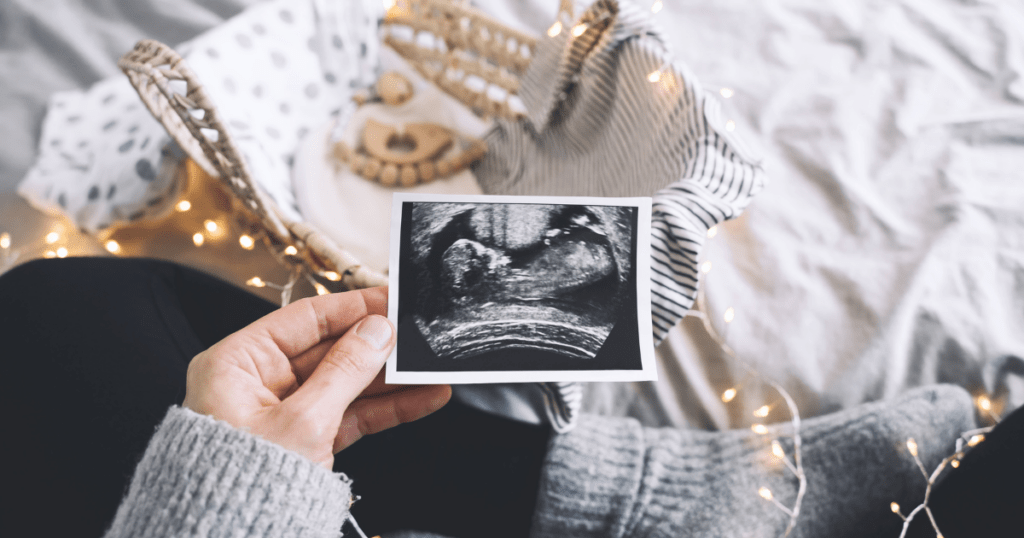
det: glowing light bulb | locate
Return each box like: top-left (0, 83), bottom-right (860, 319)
top-left (724, 307), bottom-right (735, 323)
top-left (890, 502), bottom-right (900, 514)
top-left (725, 120), bottom-right (736, 132)
top-left (720, 87), bottom-right (735, 98)
top-left (383, 0), bottom-right (396, 9)
top-left (204, 220), bottom-right (218, 233)
top-left (754, 405), bottom-right (770, 418)
top-left (906, 438), bottom-right (918, 457)
top-left (324, 271), bottom-right (341, 281)
top-left (176, 200), bottom-right (192, 212)
top-left (977, 395), bottom-right (992, 411)
top-left (46, 232), bottom-right (60, 244)
top-left (721, 388), bottom-right (737, 403)
top-left (701, 261), bottom-right (712, 274)
top-left (968, 434), bottom-right (984, 447)
top-left (246, 277), bottom-right (266, 288)
top-left (284, 245), bottom-right (298, 256)
top-left (707, 225), bottom-right (718, 238)
top-left (313, 282), bottom-right (330, 296)
top-left (0, 232), bottom-right (10, 249)
top-left (44, 250), bottom-right (56, 258)
top-left (547, 21), bottom-right (563, 37)
top-left (239, 235), bottom-right (255, 250)
top-left (950, 459), bottom-right (960, 468)
top-left (192, 233), bottom-right (205, 247)
top-left (572, 23), bottom-right (587, 37)
top-left (758, 487), bottom-right (773, 501)
top-left (105, 240), bottom-right (121, 254)
top-left (751, 424), bottom-right (768, 435)
top-left (648, 70), bottom-right (662, 83)
top-left (651, 0), bottom-right (663, 13)
top-left (772, 440), bottom-right (785, 459)
top-left (56, 247), bottom-right (68, 258)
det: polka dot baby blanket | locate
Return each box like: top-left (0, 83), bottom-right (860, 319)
top-left (18, 0), bottom-right (381, 233)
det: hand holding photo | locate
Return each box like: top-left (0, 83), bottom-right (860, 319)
top-left (386, 193), bottom-right (656, 384)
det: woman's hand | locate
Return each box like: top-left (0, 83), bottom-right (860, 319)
top-left (182, 286), bottom-right (451, 469)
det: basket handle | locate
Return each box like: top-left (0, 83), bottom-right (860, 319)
top-left (119, 39), bottom-right (387, 291)
top-left (118, 40), bottom-right (291, 240)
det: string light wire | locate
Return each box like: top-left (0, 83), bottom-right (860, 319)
top-left (0, 232), bottom-right (19, 273)
top-left (246, 268), bottom-right (303, 307)
top-left (685, 249), bottom-right (806, 537)
top-left (894, 423), bottom-right (997, 538)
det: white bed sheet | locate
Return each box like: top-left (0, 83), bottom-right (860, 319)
top-left (576, 0), bottom-right (1024, 428)
top-left (3, 0), bottom-right (1023, 431)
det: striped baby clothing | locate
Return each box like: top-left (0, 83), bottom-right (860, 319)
top-left (474, 0), bottom-right (766, 431)
top-left (475, 0), bottom-right (767, 345)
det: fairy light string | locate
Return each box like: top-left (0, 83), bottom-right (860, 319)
top-left (687, 225), bottom-right (807, 538)
top-left (697, 226), bottom-right (1002, 538)
top-left (892, 421), bottom-right (997, 538)
top-left (0, 232), bottom-right (18, 273)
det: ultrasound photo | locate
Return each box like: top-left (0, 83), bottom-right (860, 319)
top-left (386, 194), bottom-right (656, 384)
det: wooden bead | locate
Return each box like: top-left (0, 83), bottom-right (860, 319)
top-left (362, 157), bottom-right (382, 180)
top-left (473, 91), bottom-right (489, 111)
top-left (333, 142), bottom-right (351, 162)
top-left (418, 161), bottom-right (436, 182)
top-left (399, 165), bottom-right (418, 187)
top-left (349, 153), bottom-right (367, 174)
top-left (436, 158), bottom-right (454, 177)
top-left (380, 163), bottom-right (399, 186)
top-left (377, 72), bottom-right (413, 106)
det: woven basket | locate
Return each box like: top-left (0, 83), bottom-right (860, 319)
top-left (117, 0), bottom-right (576, 292)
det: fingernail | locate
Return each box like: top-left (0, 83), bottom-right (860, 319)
top-left (356, 315), bottom-right (393, 350)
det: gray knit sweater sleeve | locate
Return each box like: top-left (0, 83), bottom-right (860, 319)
top-left (103, 406), bottom-right (352, 538)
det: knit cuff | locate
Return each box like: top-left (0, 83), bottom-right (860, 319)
top-left (104, 406), bottom-right (352, 538)
top-left (530, 414), bottom-right (646, 538)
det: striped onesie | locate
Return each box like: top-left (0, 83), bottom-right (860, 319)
top-left (472, 0), bottom-right (767, 430)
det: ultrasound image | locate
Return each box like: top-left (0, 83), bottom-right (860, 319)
top-left (400, 202), bottom-right (637, 364)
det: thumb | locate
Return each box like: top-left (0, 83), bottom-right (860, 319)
top-left (286, 314), bottom-right (395, 426)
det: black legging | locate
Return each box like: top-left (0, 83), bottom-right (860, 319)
top-left (0, 257), bottom-right (549, 538)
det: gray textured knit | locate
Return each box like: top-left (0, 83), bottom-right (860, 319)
top-left (529, 384), bottom-right (977, 538)
top-left (103, 407), bottom-right (352, 538)
top-left (104, 386), bottom-right (977, 537)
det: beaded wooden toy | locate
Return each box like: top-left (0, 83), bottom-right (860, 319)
top-left (381, 0), bottom-right (560, 120)
top-left (334, 118), bottom-right (487, 187)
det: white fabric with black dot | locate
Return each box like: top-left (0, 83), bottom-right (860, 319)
top-left (19, 0), bottom-right (382, 233)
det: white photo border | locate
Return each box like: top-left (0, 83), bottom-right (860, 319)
top-left (386, 192), bottom-right (656, 384)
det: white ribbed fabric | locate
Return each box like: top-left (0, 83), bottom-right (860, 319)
top-left (474, 0), bottom-right (766, 432)
top-left (539, 381), bottom-right (584, 433)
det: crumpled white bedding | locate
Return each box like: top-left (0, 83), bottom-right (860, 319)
top-left (4, 0), bottom-right (1023, 430)
top-left (606, 0), bottom-right (1024, 428)
top-left (486, 0), bottom-right (1024, 427)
